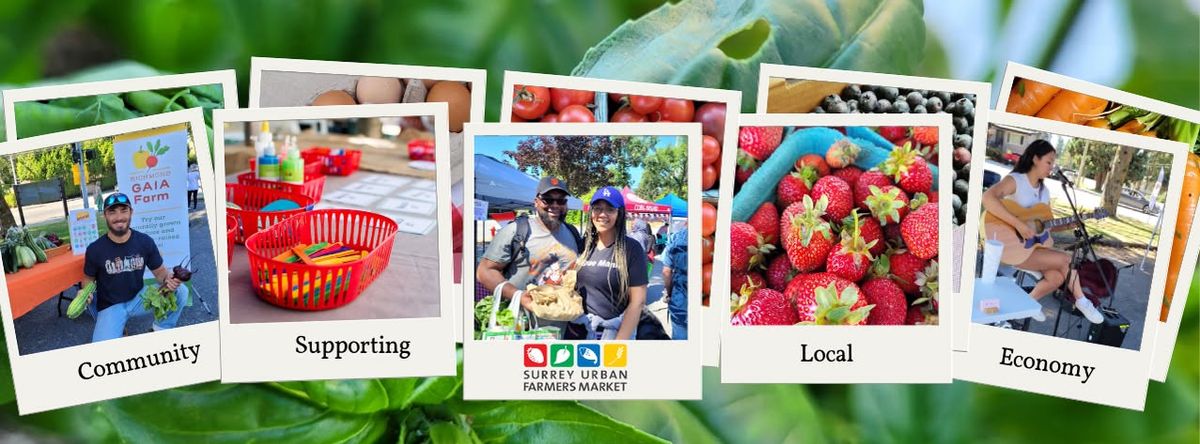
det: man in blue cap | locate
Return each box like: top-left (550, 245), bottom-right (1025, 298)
top-left (80, 192), bottom-right (189, 342)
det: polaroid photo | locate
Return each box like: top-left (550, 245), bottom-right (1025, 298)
top-left (462, 122), bottom-right (703, 400)
top-left (0, 109), bottom-right (221, 414)
top-left (719, 113), bottom-right (953, 383)
top-left (757, 64), bottom-right (991, 351)
top-left (995, 61), bottom-right (1200, 382)
top-left (249, 57), bottom-right (486, 342)
top-left (500, 71), bottom-right (740, 367)
top-left (214, 103), bottom-right (455, 382)
top-left (954, 111), bottom-right (1189, 410)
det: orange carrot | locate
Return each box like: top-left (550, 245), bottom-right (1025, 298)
top-left (1162, 153), bottom-right (1200, 321)
top-left (1085, 118), bottom-right (1110, 129)
top-left (1115, 119), bottom-right (1144, 133)
top-left (1006, 79), bottom-right (1061, 115)
top-left (1034, 90), bottom-right (1108, 124)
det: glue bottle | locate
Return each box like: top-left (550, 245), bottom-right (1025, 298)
top-left (281, 136), bottom-right (304, 184)
top-left (256, 122), bottom-right (279, 181)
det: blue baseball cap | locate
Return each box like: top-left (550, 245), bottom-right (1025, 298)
top-left (590, 186), bottom-right (624, 209)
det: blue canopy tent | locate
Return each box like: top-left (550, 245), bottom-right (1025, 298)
top-left (655, 193), bottom-right (688, 218)
top-left (473, 154), bottom-right (583, 213)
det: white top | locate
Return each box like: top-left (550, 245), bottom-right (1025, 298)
top-left (1006, 172), bottom-right (1049, 208)
top-left (187, 170), bottom-right (201, 191)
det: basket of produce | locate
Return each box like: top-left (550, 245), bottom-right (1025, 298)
top-left (225, 214), bottom-right (237, 265)
top-left (2, 227), bottom-right (50, 273)
top-left (236, 171), bottom-right (326, 201)
top-left (301, 146), bottom-right (362, 176)
top-left (37, 233), bottom-right (69, 258)
top-left (244, 209), bottom-right (398, 310)
top-left (225, 184), bottom-right (316, 244)
top-left (521, 270), bottom-right (584, 321)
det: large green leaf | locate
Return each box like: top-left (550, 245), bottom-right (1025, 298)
top-left (571, 0), bottom-right (925, 111)
top-left (1119, 0), bottom-right (1199, 110)
top-left (684, 367), bottom-right (829, 443)
top-left (849, 382), bottom-right (972, 444)
top-left (451, 400), bottom-right (667, 444)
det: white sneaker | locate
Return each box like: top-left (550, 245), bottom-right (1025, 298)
top-left (1075, 297), bottom-right (1104, 324)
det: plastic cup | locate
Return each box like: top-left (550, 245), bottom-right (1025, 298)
top-left (981, 239), bottom-right (1004, 284)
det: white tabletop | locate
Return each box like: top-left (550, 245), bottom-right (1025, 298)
top-left (971, 276), bottom-right (1044, 324)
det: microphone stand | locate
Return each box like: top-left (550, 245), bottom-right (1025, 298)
top-left (1053, 171), bottom-right (1116, 338)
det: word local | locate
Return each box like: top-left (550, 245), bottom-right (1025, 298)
top-left (522, 369), bottom-right (629, 392)
top-left (800, 343), bottom-right (854, 362)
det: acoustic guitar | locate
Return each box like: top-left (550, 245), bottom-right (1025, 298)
top-left (981, 200), bottom-right (1110, 265)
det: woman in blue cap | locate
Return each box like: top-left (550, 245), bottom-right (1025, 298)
top-left (574, 186), bottom-right (653, 340)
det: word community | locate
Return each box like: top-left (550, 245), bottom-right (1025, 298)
top-left (523, 369), bottom-right (629, 392)
top-left (295, 335), bottom-right (412, 360)
top-left (78, 343), bottom-right (200, 380)
top-left (999, 347), bottom-right (1096, 384)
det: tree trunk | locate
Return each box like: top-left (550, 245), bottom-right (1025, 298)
top-left (1101, 146), bottom-right (1136, 215)
top-left (0, 192), bottom-right (16, 233)
top-left (1076, 141), bottom-right (1090, 186)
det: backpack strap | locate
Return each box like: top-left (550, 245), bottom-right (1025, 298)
top-left (504, 215), bottom-right (532, 278)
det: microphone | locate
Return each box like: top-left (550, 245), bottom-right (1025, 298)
top-left (1053, 167), bottom-right (1073, 187)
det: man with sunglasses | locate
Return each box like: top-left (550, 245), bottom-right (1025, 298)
top-left (80, 192), bottom-right (188, 342)
top-left (476, 177), bottom-right (584, 337)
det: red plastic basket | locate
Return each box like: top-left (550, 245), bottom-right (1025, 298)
top-left (244, 209), bottom-right (398, 310)
top-left (236, 171), bottom-right (326, 201)
top-left (226, 214), bottom-right (237, 265)
top-left (225, 184), bottom-right (316, 244)
top-left (301, 146), bottom-right (362, 176)
top-left (305, 160), bottom-right (323, 177)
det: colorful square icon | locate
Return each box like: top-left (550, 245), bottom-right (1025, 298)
top-left (603, 343), bottom-right (628, 367)
top-left (523, 344), bottom-right (547, 367)
top-left (576, 344), bottom-right (601, 367)
top-left (549, 344), bottom-right (574, 367)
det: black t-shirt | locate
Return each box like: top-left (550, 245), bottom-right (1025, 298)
top-left (575, 236), bottom-right (649, 319)
top-left (83, 230), bottom-right (163, 311)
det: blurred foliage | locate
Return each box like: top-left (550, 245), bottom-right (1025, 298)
top-left (0, 0), bottom-right (1197, 443)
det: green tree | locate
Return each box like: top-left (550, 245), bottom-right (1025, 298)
top-left (505, 135), bottom-right (653, 196)
top-left (636, 139), bottom-right (688, 200)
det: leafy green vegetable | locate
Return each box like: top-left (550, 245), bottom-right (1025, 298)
top-left (450, 400), bottom-right (667, 444)
top-left (571, 0), bottom-right (926, 111)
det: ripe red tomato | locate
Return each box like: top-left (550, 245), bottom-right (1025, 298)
top-left (795, 153), bottom-right (830, 176)
top-left (702, 262), bottom-right (713, 296)
top-left (694, 102), bottom-right (727, 141)
top-left (701, 135), bottom-right (721, 166)
top-left (701, 235), bottom-right (714, 264)
top-left (557, 104), bottom-right (596, 123)
top-left (702, 164), bottom-right (717, 189)
top-left (540, 113), bottom-right (559, 123)
top-left (510, 113), bottom-right (527, 122)
top-left (701, 202), bottom-right (717, 236)
top-left (659, 98), bottom-right (695, 122)
top-left (629, 95), bottom-right (663, 115)
top-left (550, 88), bottom-right (595, 113)
top-left (611, 105), bottom-right (647, 122)
top-left (512, 85), bottom-right (550, 120)
top-left (608, 92), bottom-right (627, 103)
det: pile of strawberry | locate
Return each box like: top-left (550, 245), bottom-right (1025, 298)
top-left (730, 126), bottom-right (940, 326)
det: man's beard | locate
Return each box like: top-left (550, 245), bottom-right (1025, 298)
top-left (108, 223), bottom-right (130, 236)
top-left (536, 208), bottom-right (562, 231)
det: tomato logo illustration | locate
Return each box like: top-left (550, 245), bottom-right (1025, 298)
top-left (134, 140), bottom-right (168, 170)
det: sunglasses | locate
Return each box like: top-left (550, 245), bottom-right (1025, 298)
top-left (105, 194), bottom-right (129, 206)
top-left (539, 196), bottom-right (568, 205)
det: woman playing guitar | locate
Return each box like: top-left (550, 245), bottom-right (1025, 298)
top-left (981, 139), bottom-right (1104, 324)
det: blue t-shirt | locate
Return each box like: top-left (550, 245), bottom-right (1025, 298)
top-left (662, 229), bottom-right (688, 316)
top-left (83, 230), bottom-right (163, 311)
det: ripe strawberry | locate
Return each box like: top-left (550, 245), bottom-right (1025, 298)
top-left (748, 202), bottom-right (780, 246)
top-left (730, 270), bottom-right (766, 302)
top-left (780, 195), bottom-right (836, 272)
top-left (831, 165), bottom-right (863, 186)
top-left (776, 167), bottom-right (817, 208)
top-left (730, 222), bottom-right (774, 271)
top-left (739, 126), bottom-right (784, 161)
top-left (877, 126), bottom-right (908, 143)
top-left (912, 126), bottom-right (939, 146)
top-left (735, 149), bottom-right (760, 186)
top-left (825, 214), bottom-right (876, 282)
top-left (860, 278), bottom-right (907, 325)
top-left (766, 254), bottom-right (799, 292)
top-left (825, 139), bottom-right (861, 169)
top-left (884, 223), bottom-right (903, 245)
top-left (854, 171), bottom-right (893, 209)
top-left (785, 272), bottom-right (872, 325)
top-left (795, 154), bottom-right (830, 177)
top-left (888, 250), bottom-right (928, 295)
top-left (844, 210), bottom-right (885, 257)
top-left (880, 142), bottom-right (933, 195)
top-left (864, 185), bottom-right (909, 225)
top-left (900, 203), bottom-right (938, 259)
top-left (731, 288), bottom-right (799, 326)
top-left (810, 176), bottom-right (853, 221)
top-left (911, 260), bottom-right (939, 312)
top-left (905, 304), bottom-right (938, 325)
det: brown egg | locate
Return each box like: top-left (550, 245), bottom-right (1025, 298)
top-left (355, 77), bottom-right (403, 104)
top-left (310, 90), bottom-right (356, 106)
top-left (426, 81), bottom-right (470, 132)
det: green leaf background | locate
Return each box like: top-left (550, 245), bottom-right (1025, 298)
top-left (0, 0), bottom-right (1197, 442)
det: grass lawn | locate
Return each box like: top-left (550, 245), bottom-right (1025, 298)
top-left (1049, 200), bottom-right (1155, 246)
top-left (23, 218), bottom-right (109, 244)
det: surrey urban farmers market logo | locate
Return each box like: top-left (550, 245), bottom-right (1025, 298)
top-left (133, 140), bottom-right (169, 170)
top-left (522, 343), bottom-right (630, 392)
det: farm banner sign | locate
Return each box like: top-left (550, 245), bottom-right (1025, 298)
top-left (113, 123), bottom-right (191, 276)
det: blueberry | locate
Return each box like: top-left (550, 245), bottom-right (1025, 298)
top-left (965, 125), bottom-right (973, 135)
top-left (944, 101), bottom-right (959, 116)
top-left (830, 102), bottom-right (850, 113)
top-left (954, 98), bottom-right (973, 116)
top-left (912, 105), bottom-right (927, 113)
top-left (846, 99), bottom-right (859, 111)
top-left (925, 96), bottom-right (943, 113)
top-left (875, 99), bottom-right (892, 113)
top-left (953, 116), bottom-right (968, 132)
top-left (905, 91), bottom-right (925, 108)
top-left (822, 94), bottom-right (842, 110)
top-left (813, 106), bottom-right (825, 113)
top-left (841, 84), bottom-right (862, 101)
top-left (951, 93), bottom-right (965, 102)
top-left (878, 87), bottom-right (900, 101)
top-left (893, 100), bottom-right (910, 114)
top-left (954, 134), bottom-right (972, 148)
